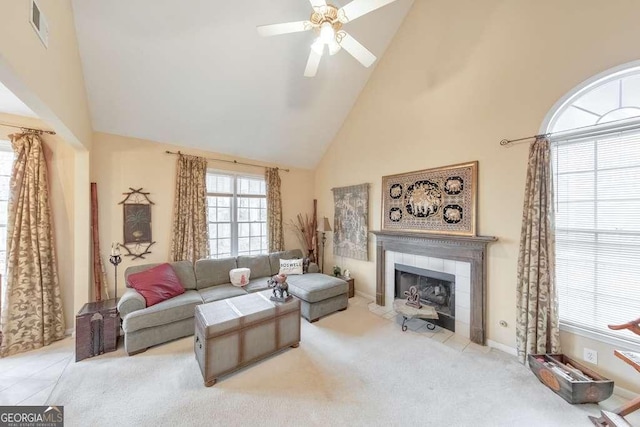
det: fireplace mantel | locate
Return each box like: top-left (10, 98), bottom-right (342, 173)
top-left (372, 231), bottom-right (497, 344)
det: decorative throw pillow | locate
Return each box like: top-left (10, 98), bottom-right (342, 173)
top-left (126, 263), bottom-right (185, 307)
top-left (302, 257), bottom-right (310, 274)
top-left (229, 268), bottom-right (251, 287)
top-left (279, 258), bottom-right (303, 275)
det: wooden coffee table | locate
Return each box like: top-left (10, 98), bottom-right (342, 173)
top-left (393, 299), bottom-right (438, 332)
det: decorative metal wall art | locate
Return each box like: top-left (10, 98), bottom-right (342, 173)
top-left (332, 183), bottom-right (369, 261)
top-left (118, 187), bottom-right (156, 260)
top-left (381, 162), bottom-right (477, 236)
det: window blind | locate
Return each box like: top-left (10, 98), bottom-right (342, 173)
top-left (553, 130), bottom-right (640, 346)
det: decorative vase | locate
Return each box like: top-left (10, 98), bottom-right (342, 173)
top-left (307, 249), bottom-right (316, 264)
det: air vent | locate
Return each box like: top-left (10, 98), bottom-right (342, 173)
top-left (30, 0), bottom-right (49, 48)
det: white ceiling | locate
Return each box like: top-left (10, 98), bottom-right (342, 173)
top-left (0, 81), bottom-right (37, 118)
top-left (72, 0), bottom-right (413, 169)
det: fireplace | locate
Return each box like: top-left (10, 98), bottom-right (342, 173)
top-left (373, 231), bottom-right (497, 344)
top-left (395, 264), bottom-right (455, 332)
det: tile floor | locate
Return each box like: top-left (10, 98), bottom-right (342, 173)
top-left (0, 337), bottom-right (74, 405)
top-left (366, 300), bottom-right (491, 354)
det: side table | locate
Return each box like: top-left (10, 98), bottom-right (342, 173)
top-left (340, 276), bottom-right (354, 298)
top-left (75, 298), bottom-right (120, 362)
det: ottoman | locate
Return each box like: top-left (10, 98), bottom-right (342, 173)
top-left (194, 290), bottom-right (300, 386)
top-left (287, 273), bottom-right (349, 322)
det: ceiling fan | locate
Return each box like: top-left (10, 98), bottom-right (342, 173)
top-left (257, 0), bottom-right (400, 77)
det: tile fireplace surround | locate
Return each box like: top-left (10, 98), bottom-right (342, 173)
top-left (372, 231), bottom-right (497, 345)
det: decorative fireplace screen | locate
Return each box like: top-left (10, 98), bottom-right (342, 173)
top-left (394, 264), bottom-right (455, 332)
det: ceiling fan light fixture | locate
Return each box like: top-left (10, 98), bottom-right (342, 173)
top-left (258, 0), bottom-right (402, 76)
top-left (311, 38), bottom-right (325, 55)
top-left (320, 22), bottom-right (335, 43)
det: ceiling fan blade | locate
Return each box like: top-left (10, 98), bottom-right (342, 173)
top-left (339, 0), bottom-right (400, 23)
top-left (257, 21), bottom-right (312, 37)
top-left (304, 48), bottom-right (323, 77)
top-left (338, 32), bottom-right (376, 67)
top-left (309, 0), bottom-right (327, 8)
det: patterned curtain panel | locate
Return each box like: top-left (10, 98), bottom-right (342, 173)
top-left (0, 133), bottom-right (65, 357)
top-left (265, 167), bottom-right (284, 252)
top-left (516, 138), bottom-right (560, 363)
top-left (332, 183), bottom-right (369, 261)
top-left (170, 154), bottom-right (210, 263)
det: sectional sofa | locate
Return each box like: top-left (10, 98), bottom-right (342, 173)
top-left (117, 249), bottom-right (349, 355)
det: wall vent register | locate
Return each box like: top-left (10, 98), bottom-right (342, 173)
top-left (30, 0), bottom-right (49, 48)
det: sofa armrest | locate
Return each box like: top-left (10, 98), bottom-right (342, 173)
top-left (118, 288), bottom-right (146, 318)
top-left (307, 262), bottom-right (320, 274)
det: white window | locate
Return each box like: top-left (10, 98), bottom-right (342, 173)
top-left (206, 172), bottom-right (268, 259)
top-left (548, 65), bottom-right (640, 347)
top-left (0, 142), bottom-right (13, 275)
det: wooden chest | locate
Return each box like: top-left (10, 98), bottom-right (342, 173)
top-left (528, 354), bottom-right (614, 404)
top-left (194, 291), bottom-right (301, 386)
top-left (75, 299), bottom-right (120, 362)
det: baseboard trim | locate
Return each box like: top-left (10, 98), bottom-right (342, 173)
top-left (487, 339), bottom-right (517, 356)
top-left (614, 385), bottom-right (638, 400)
top-left (65, 328), bottom-right (75, 337)
top-left (355, 290), bottom-right (375, 302)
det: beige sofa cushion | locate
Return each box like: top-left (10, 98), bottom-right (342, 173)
top-left (199, 284), bottom-right (247, 303)
top-left (243, 277), bottom-right (271, 293)
top-left (237, 255), bottom-right (272, 278)
top-left (195, 257), bottom-right (237, 289)
top-left (122, 290), bottom-right (203, 333)
top-left (287, 274), bottom-right (348, 303)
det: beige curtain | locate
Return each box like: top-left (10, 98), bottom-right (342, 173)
top-left (516, 138), bottom-right (560, 363)
top-left (170, 154), bottom-right (209, 262)
top-left (265, 167), bottom-right (284, 252)
top-left (0, 133), bottom-right (65, 357)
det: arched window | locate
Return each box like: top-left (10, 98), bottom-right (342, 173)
top-left (545, 63), bottom-right (640, 347)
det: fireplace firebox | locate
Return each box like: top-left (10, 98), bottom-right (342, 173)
top-left (395, 264), bottom-right (455, 332)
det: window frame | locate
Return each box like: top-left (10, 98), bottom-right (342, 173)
top-left (0, 140), bottom-right (12, 277)
top-left (206, 169), bottom-right (268, 259)
top-left (543, 61), bottom-right (640, 351)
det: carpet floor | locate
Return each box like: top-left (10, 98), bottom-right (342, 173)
top-left (48, 297), bottom-right (617, 426)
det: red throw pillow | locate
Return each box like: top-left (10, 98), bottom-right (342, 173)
top-left (127, 263), bottom-right (185, 307)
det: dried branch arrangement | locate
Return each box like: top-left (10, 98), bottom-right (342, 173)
top-left (287, 213), bottom-right (317, 263)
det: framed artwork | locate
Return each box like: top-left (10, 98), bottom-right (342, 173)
top-left (332, 183), bottom-right (369, 261)
top-left (118, 187), bottom-right (156, 260)
top-left (381, 161), bottom-right (477, 236)
top-left (123, 204), bottom-right (152, 244)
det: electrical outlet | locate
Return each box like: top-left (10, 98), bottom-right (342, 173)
top-left (584, 348), bottom-right (598, 364)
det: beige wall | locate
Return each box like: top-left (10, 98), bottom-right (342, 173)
top-left (0, 0), bottom-right (92, 149)
top-left (0, 113), bottom-right (77, 330)
top-left (0, 0), bottom-right (93, 328)
top-left (90, 132), bottom-right (315, 297)
top-left (314, 0), bottom-right (640, 392)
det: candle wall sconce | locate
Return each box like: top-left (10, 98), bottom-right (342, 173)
top-left (118, 187), bottom-right (156, 260)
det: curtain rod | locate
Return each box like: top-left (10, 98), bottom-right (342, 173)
top-left (499, 116), bottom-right (640, 147)
top-left (164, 150), bottom-right (290, 172)
top-left (0, 121), bottom-right (56, 135)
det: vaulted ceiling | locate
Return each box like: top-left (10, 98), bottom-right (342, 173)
top-left (0, 81), bottom-right (36, 118)
top-left (72, 0), bottom-right (413, 168)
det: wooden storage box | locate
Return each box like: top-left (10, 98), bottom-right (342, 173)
top-left (194, 291), bottom-right (301, 386)
top-left (528, 354), bottom-right (614, 404)
top-left (76, 299), bottom-right (120, 362)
